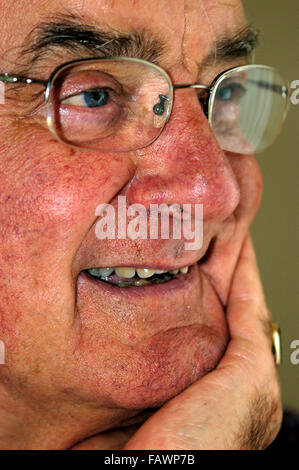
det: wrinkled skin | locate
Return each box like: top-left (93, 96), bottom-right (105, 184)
top-left (0, 0), bottom-right (282, 449)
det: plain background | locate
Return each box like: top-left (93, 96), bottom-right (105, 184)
top-left (243, 1), bottom-right (298, 412)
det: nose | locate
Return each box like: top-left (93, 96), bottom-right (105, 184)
top-left (126, 90), bottom-right (240, 223)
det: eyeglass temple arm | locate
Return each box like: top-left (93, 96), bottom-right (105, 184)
top-left (246, 79), bottom-right (288, 96)
top-left (0, 74), bottom-right (47, 86)
top-left (0, 77), bottom-right (212, 92)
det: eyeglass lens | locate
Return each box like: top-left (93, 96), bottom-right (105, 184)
top-left (47, 59), bottom-right (288, 154)
top-left (211, 66), bottom-right (288, 154)
top-left (47, 59), bottom-right (172, 152)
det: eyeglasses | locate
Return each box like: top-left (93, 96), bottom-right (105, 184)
top-left (0, 57), bottom-right (289, 154)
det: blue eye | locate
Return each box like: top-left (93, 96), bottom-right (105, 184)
top-left (62, 89), bottom-right (110, 107)
top-left (215, 83), bottom-right (246, 101)
top-left (83, 90), bottom-right (109, 107)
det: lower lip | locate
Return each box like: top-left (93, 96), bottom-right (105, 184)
top-left (79, 265), bottom-right (197, 299)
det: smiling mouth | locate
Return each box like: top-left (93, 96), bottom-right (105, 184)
top-left (85, 266), bottom-right (191, 287)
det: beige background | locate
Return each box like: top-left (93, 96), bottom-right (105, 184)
top-left (243, 1), bottom-right (298, 411)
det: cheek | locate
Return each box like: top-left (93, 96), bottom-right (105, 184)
top-left (199, 154), bottom-right (263, 306)
top-left (226, 153), bottom-right (263, 224)
top-left (0, 130), bottom-right (132, 254)
top-left (0, 129), bottom-right (132, 346)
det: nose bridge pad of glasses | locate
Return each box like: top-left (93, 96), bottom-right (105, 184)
top-left (152, 94), bottom-right (170, 128)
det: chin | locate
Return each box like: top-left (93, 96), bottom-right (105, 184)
top-left (71, 320), bottom-right (229, 411)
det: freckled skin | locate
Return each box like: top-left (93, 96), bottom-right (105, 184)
top-left (0, 0), bottom-right (262, 449)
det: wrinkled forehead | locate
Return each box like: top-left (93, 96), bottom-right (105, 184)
top-left (0, 0), bottom-right (247, 67)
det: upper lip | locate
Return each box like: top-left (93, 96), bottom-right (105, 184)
top-left (77, 240), bottom-right (213, 275)
top-left (74, 223), bottom-right (215, 278)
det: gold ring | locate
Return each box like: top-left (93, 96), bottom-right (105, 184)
top-left (272, 323), bottom-right (281, 365)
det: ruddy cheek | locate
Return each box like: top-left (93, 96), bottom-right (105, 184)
top-left (1, 132), bottom-right (133, 248)
top-left (226, 153), bottom-right (263, 223)
top-left (0, 134), bottom-right (133, 340)
top-left (199, 154), bottom-right (263, 305)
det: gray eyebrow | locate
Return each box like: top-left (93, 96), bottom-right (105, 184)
top-left (18, 13), bottom-right (258, 73)
top-left (20, 13), bottom-right (165, 67)
top-left (204, 26), bottom-right (259, 66)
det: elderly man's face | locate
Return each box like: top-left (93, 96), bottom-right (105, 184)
top-left (0, 0), bottom-right (261, 426)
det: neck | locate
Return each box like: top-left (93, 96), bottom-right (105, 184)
top-left (0, 381), bottom-right (147, 449)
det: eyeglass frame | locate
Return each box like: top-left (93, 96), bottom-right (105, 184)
top-left (0, 57), bottom-right (290, 153)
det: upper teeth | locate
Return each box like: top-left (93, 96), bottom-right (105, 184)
top-left (87, 266), bottom-right (189, 279)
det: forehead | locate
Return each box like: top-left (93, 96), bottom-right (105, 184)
top-left (1, 0), bottom-right (247, 67)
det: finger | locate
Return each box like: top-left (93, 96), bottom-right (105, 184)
top-left (215, 235), bottom-right (282, 447)
top-left (217, 234), bottom-right (279, 392)
top-left (226, 234), bottom-right (273, 348)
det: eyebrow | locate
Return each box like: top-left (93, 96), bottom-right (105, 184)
top-left (19, 13), bottom-right (165, 69)
top-left (204, 26), bottom-right (259, 65)
top-left (18, 13), bottom-right (258, 73)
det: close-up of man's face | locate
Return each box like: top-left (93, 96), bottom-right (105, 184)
top-left (0, 0), bottom-right (292, 451)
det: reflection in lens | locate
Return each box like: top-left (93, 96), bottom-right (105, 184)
top-left (211, 66), bottom-right (288, 154)
top-left (215, 82), bottom-right (246, 101)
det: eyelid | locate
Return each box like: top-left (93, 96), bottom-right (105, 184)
top-left (60, 86), bottom-right (113, 101)
top-left (53, 71), bottom-right (124, 99)
top-left (61, 88), bottom-right (110, 104)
